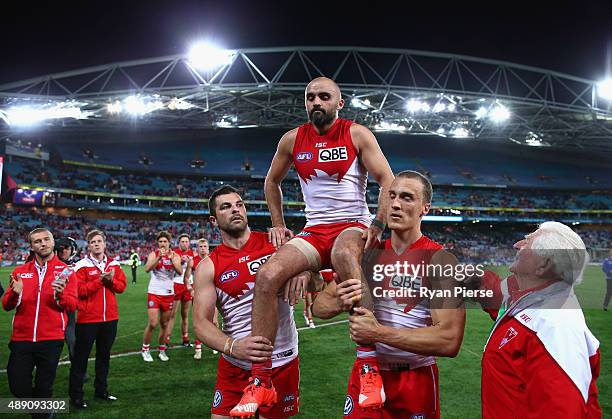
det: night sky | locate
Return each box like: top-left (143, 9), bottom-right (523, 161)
top-left (3, 0), bottom-right (611, 84)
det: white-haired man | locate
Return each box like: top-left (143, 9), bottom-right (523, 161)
top-left (481, 222), bottom-right (601, 419)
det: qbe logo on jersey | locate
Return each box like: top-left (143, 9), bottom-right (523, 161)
top-left (247, 254), bottom-right (272, 275)
top-left (319, 146), bottom-right (348, 162)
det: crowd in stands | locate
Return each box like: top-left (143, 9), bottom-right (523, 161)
top-left (7, 157), bottom-right (611, 211)
top-left (1, 206), bottom-right (610, 267)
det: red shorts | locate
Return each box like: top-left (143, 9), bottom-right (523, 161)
top-left (173, 282), bottom-right (193, 302)
top-left (212, 356), bottom-right (300, 418)
top-left (147, 293), bottom-right (174, 312)
top-left (343, 363), bottom-right (440, 419)
top-left (292, 220), bottom-right (368, 269)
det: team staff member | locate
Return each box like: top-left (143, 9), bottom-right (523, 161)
top-left (129, 249), bottom-right (140, 285)
top-left (2, 228), bottom-right (78, 402)
top-left (313, 172), bottom-right (465, 418)
top-left (481, 222), bottom-right (601, 418)
top-left (69, 230), bottom-right (126, 409)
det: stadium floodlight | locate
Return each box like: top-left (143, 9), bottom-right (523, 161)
top-left (406, 99), bottom-right (429, 113)
top-left (451, 127), bottom-right (471, 138)
top-left (188, 41), bottom-right (234, 71)
top-left (596, 78), bottom-right (612, 100)
top-left (474, 106), bottom-right (488, 119)
top-left (432, 102), bottom-right (446, 113)
top-left (436, 127), bottom-right (445, 134)
top-left (489, 104), bottom-right (510, 122)
top-left (107, 101), bottom-right (122, 114)
top-left (374, 121), bottom-right (406, 132)
top-left (168, 97), bottom-right (195, 110)
top-left (5, 103), bottom-right (89, 127)
top-left (447, 103), bottom-right (456, 112)
top-left (123, 96), bottom-right (164, 116)
top-left (350, 97), bottom-right (370, 109)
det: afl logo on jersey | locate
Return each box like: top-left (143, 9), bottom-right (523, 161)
top-left (220, 270), bottom-right (240, 282)
top-left (296, 151), bottom-right (313, 162)
top-left (247, 254), bottom-right (272, 275)
top-left (319, 146), bottom-right (348, 162)
top-left (213, 390), bottom-right (222, 408)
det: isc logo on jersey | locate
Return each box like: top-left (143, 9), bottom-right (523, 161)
top-left (247, 254), bottom-right (272, 275)
top-left (220, 270), bottom-right (240, 282)
top-left (296, 152), bottom-right (313, 162)
top-left (319, 146), bottom-right (347, 162)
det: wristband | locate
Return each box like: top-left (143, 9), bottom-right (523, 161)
top-left (371, 218), bottom-right (385, 230)
top-left (223, 337), bottom-right (232, 355)
top-left (229, 338), bottom-right (237, 357)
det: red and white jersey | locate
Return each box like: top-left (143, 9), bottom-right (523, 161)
top-left (292, 118), bottom-right (371, 227)
top-left (209, 231), bottom-right (298, 370)
top-left (482, 281), bottom-right (601, 418)
top-left (371, 236), bottom-right (444, 370)
top-left (173, 247), bottom-right (194, 284)
top-left (148, 251), bottom-right (175, 296)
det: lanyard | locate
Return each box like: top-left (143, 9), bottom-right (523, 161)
top-left (34, 261), bottom-right (47, 287)
top-left (88, 254), bottom-right (107, 272)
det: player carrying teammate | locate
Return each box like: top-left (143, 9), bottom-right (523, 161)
top-left (193, 186), bottom-right (307, 418)
top-left (313, 171), bottom-right (466, 418)
top-left (141, 231), bottom-right (182, 362)
top-left (232, 77), bottom-right (395, 416)
top-left (183, 237), bottom-right (213, 359)
top-left (166, 233), bottom-right (194, 347)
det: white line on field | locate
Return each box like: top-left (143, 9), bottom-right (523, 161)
top-left (0, 320), bottom-right (349, 374)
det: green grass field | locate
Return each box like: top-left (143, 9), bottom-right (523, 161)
top-left (0, 266), bottom-right (609, 418)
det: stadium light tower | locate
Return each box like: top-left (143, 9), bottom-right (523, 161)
top-left (596, 78), bottom-right (612, 100)
top-left (188, 41), bottom-right (234, 71)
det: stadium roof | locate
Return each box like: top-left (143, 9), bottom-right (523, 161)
top-left (1, 46), bottom-right (611, 152)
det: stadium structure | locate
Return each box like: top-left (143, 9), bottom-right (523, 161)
top-left (0, 45), bottom-right (610, 265)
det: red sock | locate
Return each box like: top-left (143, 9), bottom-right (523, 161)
top-left (159, 344), bottom-right (167, 351)
top-left (182, 333), bottom-right (189, 343)
top-left (251, 359), bottom-right (273, 387)
top-left (195, 340), bottom-right (202, 350)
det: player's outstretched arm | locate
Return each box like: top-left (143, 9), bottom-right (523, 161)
top-left (350, 250), bottom-right (466, 357)
top-left (350, 124), bottom-right (395, 248)
top-left (143, 251), bottom-right (159, 273)
top-left (265, 129), bottom-right (297, 248)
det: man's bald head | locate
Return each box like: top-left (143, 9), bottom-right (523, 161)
top-left (305, 77), bottom-right (344, 130)
top-left (306, 77), bottom-right (341, 97)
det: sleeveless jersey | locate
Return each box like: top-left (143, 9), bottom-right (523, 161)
top-left (292, 118), bottom-right (371, 227)
top-left (173, 247), bottom-right (194, 284)
top-left (372, 235), bottom-right (444, 370)
top-left (209, 231), bottom-right (298, 369)
top-left (148, 251), bottom-right (176, 296)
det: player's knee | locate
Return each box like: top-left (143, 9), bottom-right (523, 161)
top-left (148, 319), bottom-right (158, 329)
top-left (331, 245), bottom-right (360, 268)
top-left (255, 263), bottom-right (283, 293)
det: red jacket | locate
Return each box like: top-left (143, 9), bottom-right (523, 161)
top-left (73, 255), bottom-right (126, 324)
top-left (2, 255), bottom-right (77, 342)
top-left (481, 280), bottom-right (601, 419)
